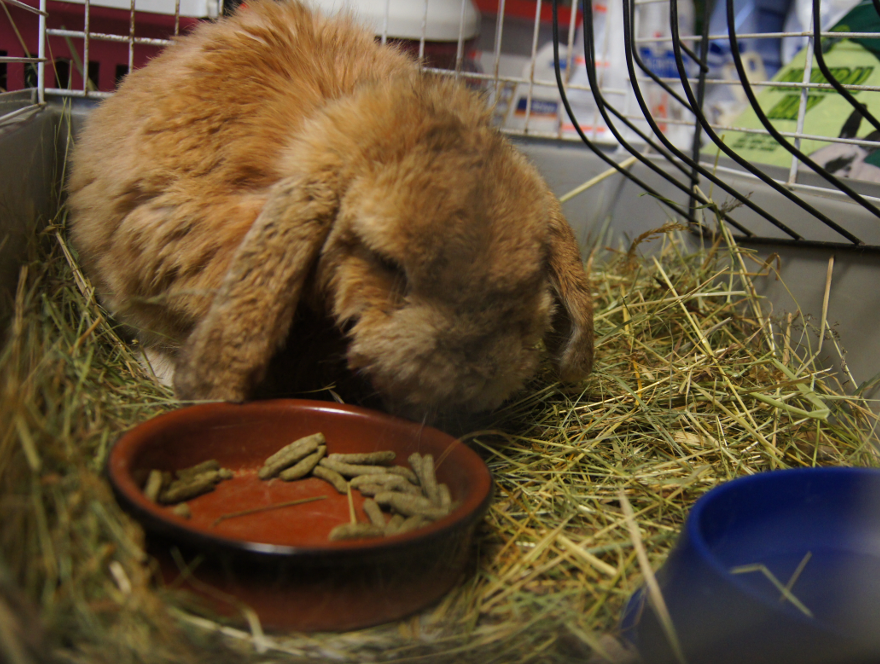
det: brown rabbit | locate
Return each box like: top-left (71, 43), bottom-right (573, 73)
top-left (67, 0), bottom-right (593, 419)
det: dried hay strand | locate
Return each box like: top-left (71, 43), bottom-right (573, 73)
top-left (0, 211), bottom-right (877, 663)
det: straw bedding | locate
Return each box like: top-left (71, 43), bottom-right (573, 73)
top-left (0, 206), bottom-right (877, 663)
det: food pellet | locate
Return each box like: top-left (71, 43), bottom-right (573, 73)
top-left (408, 452), bottom-right (423, 478)
top-left (411, 453), bottom-right (441, 505)
top-left (171, 503), bottom-right (192, 519)
top-left (397, 515), bottom-right (431, 534)
top-left (362, 498), bottom-right (386, 528)
top-left (176, 459), bottom-right (221, 481)
top-left (143, 469), bottom-right (165, 503)
top-left (278, 445), bottom-right (326, 481)
top-left (373, 491), bottom-right (450, 520)
top-left (355, 482), bottom-right (423, 498)
top-left (438, 483), bottom-right (452, 510)
top-left (319, 458), bottom-right (417, 483)
top-left (328, 522), bottom-right (385, 541)
top-left (349, 473), bottom-right (420, 494)
top-left (384, 513), bottom-right (406, 535)
top-left (259, 432), bottom-right (326, 479)
top-left (350, 483), bottom-right (384, 497)
top-left (326, 451), bottom-right (396, 465)
top-left (159, 471), bottom-right (221, 504)
top-left (312, 465), bottom-right (348, 494)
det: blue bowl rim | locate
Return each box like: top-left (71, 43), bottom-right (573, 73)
top-left (687, 467), bottom-right (880, 612)
top-left (623, 466), bottom-right (880, 640)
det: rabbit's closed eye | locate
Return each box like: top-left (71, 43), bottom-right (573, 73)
top-left (370, 251), bottom-right (406, 283)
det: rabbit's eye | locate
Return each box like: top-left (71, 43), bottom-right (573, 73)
top-left (355, 244), bottom-right (408, 295)
top-left (370, 251), bottom-right (409, 301)
top-left (372, 251), bottom-right (406, 281)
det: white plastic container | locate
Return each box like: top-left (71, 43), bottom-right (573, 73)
top-left (307, 0), bottom-right (479, 41)
top-left (634, 0), bottom-right (695, 149)
top-left (307, 0), bottom-right (480, 72)
top-left (505, 41), bottom-right (568, 135)
top-left (561, 0), bottom-right (640, 145)
top-left (561, 0), bottom-right (694, 149)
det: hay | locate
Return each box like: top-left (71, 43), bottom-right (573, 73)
top-left (0, 204), bottom-right (877, 663)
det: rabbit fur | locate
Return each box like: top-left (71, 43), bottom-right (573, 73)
top-left (67, 0), bottom-right (594, 419)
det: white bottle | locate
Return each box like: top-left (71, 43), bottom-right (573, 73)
top-left (635, 0), bottom-right (696, 150)
top-left (561, 0), bottom-right (695, 149)
top-left (561, 0), bottom-right (640, 144)
top-left (505, 41), bottom-right (567, 135)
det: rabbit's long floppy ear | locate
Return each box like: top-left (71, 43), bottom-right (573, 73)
top-left (174, 175), bottom-right (338, 402)
top-left (543, 196), bottom-right (594, 382)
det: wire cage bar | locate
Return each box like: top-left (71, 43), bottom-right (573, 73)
top-left (2, 0), bottom-right (879, 250)
top-left (540, 0), bottom-right (880, 251)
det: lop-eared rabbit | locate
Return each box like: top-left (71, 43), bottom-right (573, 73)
top-left (67, 0), bottom-right (594, 420)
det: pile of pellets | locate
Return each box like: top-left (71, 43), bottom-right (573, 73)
top-left (142, 432), bottom-right (455, 540)
top-left (143, 459), bottom-right (234, 518)
top-left (258, 432), bottom-right (455, 540)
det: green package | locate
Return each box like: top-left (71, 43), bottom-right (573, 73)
top-left (710, 0), bottom-right (880, 178)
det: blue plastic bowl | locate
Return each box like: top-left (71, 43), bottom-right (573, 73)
top-left (621, 467), bottom-right (880, 664)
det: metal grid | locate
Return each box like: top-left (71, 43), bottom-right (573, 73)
top-left (40, 0), bottom-right (183, 101)
top-left (3, 0), bottom-right (880, 249)
top-left (0, 0), bottom-right (217, 107)
top-left (1, 0), bottom-right (48, 120)
top-left (542, 0), bottom-right (880, 251)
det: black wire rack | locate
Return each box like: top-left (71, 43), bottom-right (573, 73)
top-left (549, 0), bottom-right (880, 252)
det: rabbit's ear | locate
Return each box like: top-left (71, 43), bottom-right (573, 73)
top-left (543, 197), bottom-right (594, 382)
top-left (173, 175), bottom-right (338, 401)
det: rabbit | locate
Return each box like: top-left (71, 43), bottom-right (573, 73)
top-left (66, 0), bottom-right (594, 420)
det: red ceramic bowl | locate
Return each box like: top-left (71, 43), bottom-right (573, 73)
top-left (107, 399), bottom-right (492, 632)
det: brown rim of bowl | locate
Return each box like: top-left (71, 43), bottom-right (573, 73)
top-left (106, 399), bottom-right (494, 563)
